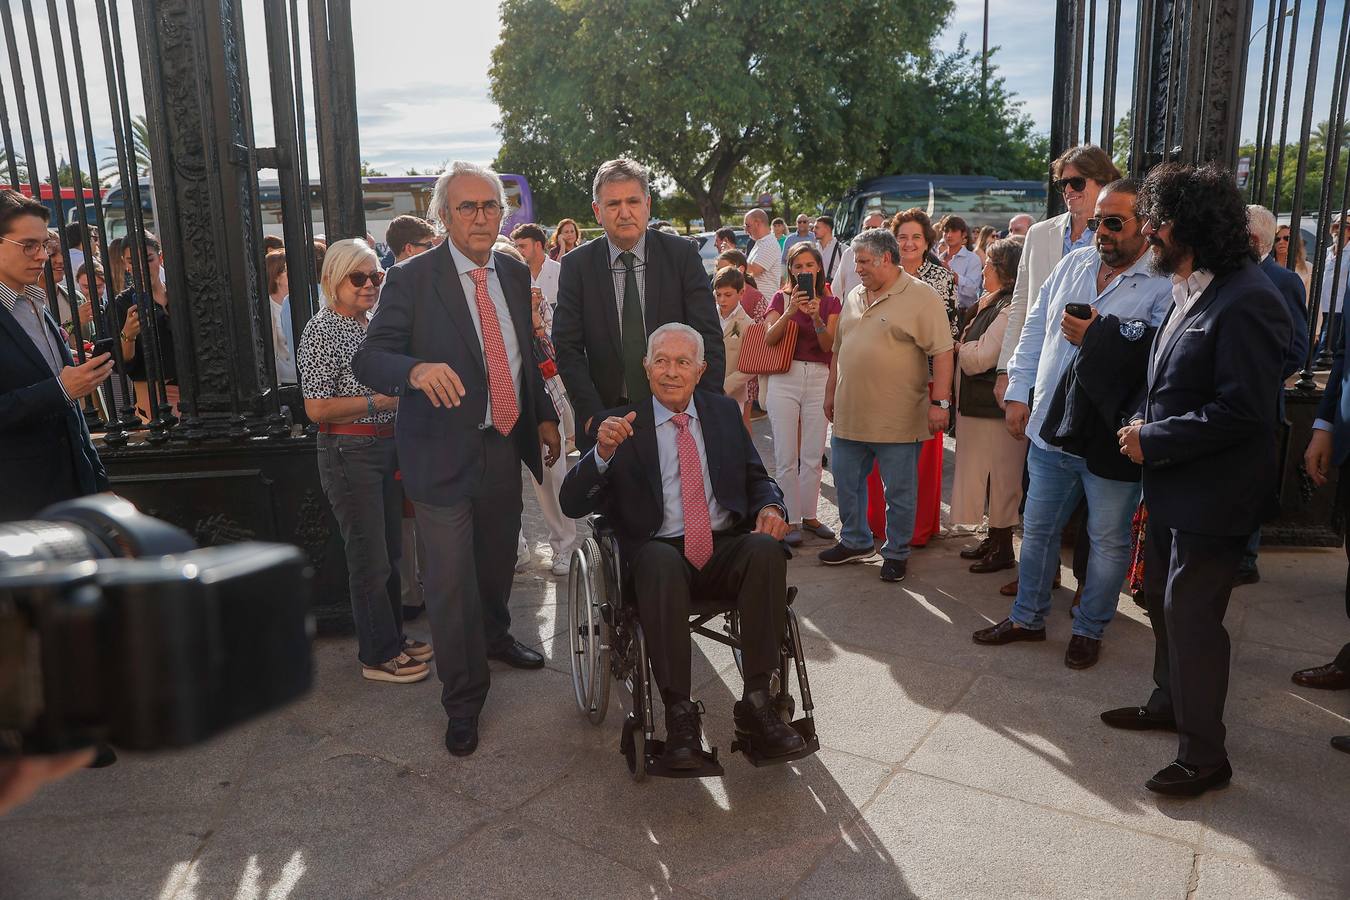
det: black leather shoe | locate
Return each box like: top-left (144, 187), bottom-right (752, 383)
top-left (733, 689), bottom-right (807, 758)
top-left (1064, 634), bottom-right (1101, 669)
top-left (1100, 706), bottom-right (1176, 732)
top-left (1332, 735), bottom-right (1350, 754)
top-left (663, 699), bottom-right (704, 770)
top-left (972, 617), bottom-right (1046, 645)
top-left (445, 716), bottom-right (479, 757)
top-left (959, 537), bottom-right (992, 560)
top-left (487, 638), bottom-right (545, 669)
top-left (88, 742), bottom-right (118, 768)
top-left (1291, 662), bottom-right (1350, 690)
top-left (1145, 759), bottom-right (1232, 797)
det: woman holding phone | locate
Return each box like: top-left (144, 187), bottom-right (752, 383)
top-left (763, 243), bottom-right (841, 546)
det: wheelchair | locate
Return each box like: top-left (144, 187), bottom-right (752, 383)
top-left (566, 516), bottom-right (819, 781)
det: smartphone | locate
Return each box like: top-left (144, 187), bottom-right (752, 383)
top-left (795, 272), bottom-right (814, 300)
top-left (90, 337), bottom-right (116, 358)
top-left (1065, 303), bottom-right (1092, 320)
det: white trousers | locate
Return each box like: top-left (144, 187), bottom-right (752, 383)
top-left (765, 360), bottom-right (830, 524)
top-left (520, 376), bottom-right (579, 560)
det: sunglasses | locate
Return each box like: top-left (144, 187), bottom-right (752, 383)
top-left (1052, 176), bottom-right (1088, 194)
top-left (1087, 214), bottom-right (1137, 233)
top-left (347, 270), bottom-right (385, 288)
top-left (1275, 235), bottom-right (1291, 243)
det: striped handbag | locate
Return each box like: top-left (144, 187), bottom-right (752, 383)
top-left (736, 319), bottom-right (797, 375)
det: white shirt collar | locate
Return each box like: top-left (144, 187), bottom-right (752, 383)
top-left (653, 395), bottom-right (698, 427)
top-left (1170, 268), bottom-right (1214, 304)
top-left (446, 239), bottom-right (496, 277)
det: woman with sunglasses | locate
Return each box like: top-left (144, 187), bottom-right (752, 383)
top-left (1273, 225), bottom-right (1312, 299)
top-left (297, 238), bottom-right (432, 685)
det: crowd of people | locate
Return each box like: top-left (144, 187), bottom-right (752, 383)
top-left (4, 142), bottom-right (1350, 794)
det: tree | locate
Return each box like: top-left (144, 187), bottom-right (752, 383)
top-left (490, 0), bottom-right (953, 228)
top-left (98, 114), bottom-right (152, 184)
top-left (358, 161), bottom-right (387, 177)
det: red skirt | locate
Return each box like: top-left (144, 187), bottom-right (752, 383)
top-left (866, 434), bottom-right (943, 543)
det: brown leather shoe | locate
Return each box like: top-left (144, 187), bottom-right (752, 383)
top-left (1064, 634), bottom-right (1101, 669)
top-left (1291, 663), bottom-right (1350, 690)
top-left (999, 573), bottom-right (1062, 597)
top-left (972, 618), bottom-right (1046, 645)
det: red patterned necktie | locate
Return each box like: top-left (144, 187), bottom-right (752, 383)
top-left (671, 412), bottom-right (713, 569)
top-left (468, 267), bottom-right (519, 436)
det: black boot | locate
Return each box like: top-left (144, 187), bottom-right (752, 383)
top-left (733, 689), bottom-right (806, 758)
top-left (959, 537), bottom-right (992, 560)
top-left (970, 527), bottom-right (1016, 574)
top-left (662, 699), bottom-right (704, 770)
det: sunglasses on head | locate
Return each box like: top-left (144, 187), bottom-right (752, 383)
top-left (347, 270), bottom-right (385, 288)
top-left (1087, 214), bottom-right (1137, 233)
top-left (1052, 176), bottom-right (1088, 193)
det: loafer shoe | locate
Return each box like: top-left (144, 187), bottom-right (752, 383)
top-left (1145, 759), bottom-right (1232, 797)
top-left (1100, 706), bottom-right (1176, 732)
top-left (879, 558), bottom-right (907, 582)
top-left (445, 716), bottom-right (479, 757)
top-left (802, 520), bottom-right (836, 540)
top-left (972, 617), bottom-right (1046, 645)
top-left (817, 542), bottom-right (878, 565)
top-left (1064, 634), bottom-right (1101, 669)
top-left (487, 638), bottom-right (545, 669)
top-left (783, 528), bottom-right (804, 547)
top-left (1291, 662), bottom-right (1350, 690)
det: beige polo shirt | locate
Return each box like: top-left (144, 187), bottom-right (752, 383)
top-left (832, 269), bottom-right (953, 443)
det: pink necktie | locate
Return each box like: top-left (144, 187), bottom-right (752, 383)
top-left (468, 268), bottom-right (519, 436)
top-left (671, 413), bottom-right (713, 569)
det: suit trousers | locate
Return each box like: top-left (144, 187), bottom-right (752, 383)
top-left (413, 429), bottom-right (523, 719)
top-left (630, 532), bottom-right (787, 701)
top-left (1144, 522), bottom-right (1247, 767)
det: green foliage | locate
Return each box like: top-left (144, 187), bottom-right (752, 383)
top-left (358, 161), bottom-right (387, 177)
top-left (490, 0), bottom-right (953, 228)
top-left (1241, 120), bottom-right (1350, 216)
top-left (98, 114), bottom-right (152, 184)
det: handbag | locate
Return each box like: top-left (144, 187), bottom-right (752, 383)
top-left (737, 319), bottom-right (798, 375)
top-left (956, 294), bottom-right (1011, 419)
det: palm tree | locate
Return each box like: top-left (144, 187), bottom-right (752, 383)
top-left (0, 149), bottom-right (26, 183)
top-left (98, 114), bottom-right (153, 184)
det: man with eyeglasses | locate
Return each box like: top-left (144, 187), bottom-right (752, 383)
top-left (0, 188), bottom-right (111, 520)
top-left (553, 157), bottom-right (723, 449)
top-left (354, 162), bottom-right (562, 759)
top-left (974, 178), bottom-right (1171, 671)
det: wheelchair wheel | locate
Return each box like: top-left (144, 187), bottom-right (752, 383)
top-left (567, 537), bottom-right (611, 725)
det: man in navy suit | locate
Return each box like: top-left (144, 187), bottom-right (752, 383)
top-left (353, 162), bottom-right (561, 759)
top-left (0, 189), bottom-right (112, 521)
top-left (1232, 204), bottom-right (1311, 585)
top-left (552, 158), bottom-right (724, 448)
top-left (1104, 165), bottom-right (1291, 796)
top-left (559, 323), bottom-right (805, 771)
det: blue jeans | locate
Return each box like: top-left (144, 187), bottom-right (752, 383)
top-left (831, 435), bottom-right (921, 561)
top-left (1010, 443), bottom-right (1140, 640)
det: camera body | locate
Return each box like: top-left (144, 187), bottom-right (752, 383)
top-left (0, 496), bottom-right (313, 755)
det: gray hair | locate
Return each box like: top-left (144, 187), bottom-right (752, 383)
top-left (592, 158), bottom-right (649, 203)
top-left (429, 161), bottom-right (509, 226)
top-left (1247, 204), bottom-right (1278, 257)
top-left (851, 228), bottom-right (902, 265)
top-left (645, 322), bottom-right (705, 364)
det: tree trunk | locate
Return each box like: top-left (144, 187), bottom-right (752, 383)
top-left (698, 197), bottom-right (722, 230)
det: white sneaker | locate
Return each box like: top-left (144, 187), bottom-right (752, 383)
top-left (550, 557), bottom-right (571, 576)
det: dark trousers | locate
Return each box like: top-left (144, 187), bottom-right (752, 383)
top-left (1143, 522), bottom-right (1247, 767)
top-left (412, 430), bottom-right (521, 718)
top-left (630, 531), bottom-right (787, 701)
top-left (1336, 462), bottom-right (1350, 670)
top-left (317, 433), bottom-right (404, 667)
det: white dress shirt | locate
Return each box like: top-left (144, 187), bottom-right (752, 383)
top-left (591, 396), bottom-right (735, 537)
top-left (447, 240), bottom-right (523, 428)
top-left (1152, 269), bottom-right (1216, 379)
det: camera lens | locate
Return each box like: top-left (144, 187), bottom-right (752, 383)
top-left (0, 495), bottom-right (194, 569)
top-left (0, 520), bottom-right (103, 565)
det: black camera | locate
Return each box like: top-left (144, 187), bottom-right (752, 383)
top-left (0, 495), bottom-right (313, 756)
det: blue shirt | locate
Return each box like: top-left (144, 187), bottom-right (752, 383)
top-left (1064, 224), bottom-right (1096, 256)
top-left (947, 246), bottom-right (983, 310)
top-left (1006, 245), bottom-right (1173, 452)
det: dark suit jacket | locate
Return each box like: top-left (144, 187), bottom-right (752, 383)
top-left (352, 242), bottom-right (558, 506)
top-left (1258, 255), bottom-right (1310, 381)
top-left (1317, 304), bottom-right (1350, 465)
top-left (558, 390), bottom-right (783, 569)
top-left (552, 228), bottom-right (724, 446)
top-left (0, 300), bottom-right (108, 520)
top-left (1138, 259), bottom-right (1291, 536)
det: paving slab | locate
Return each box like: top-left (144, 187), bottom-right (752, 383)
top-left (1191, 855), bottom-right (1346, 900)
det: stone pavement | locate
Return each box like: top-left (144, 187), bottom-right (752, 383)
top-left (3, 425), bottom-right (1348, 899)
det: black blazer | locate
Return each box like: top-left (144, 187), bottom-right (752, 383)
top-left (1138, 259), bottom-right (1291, 536)
top-left (558, 389), bottom-right (783, 569)
top-left (352, 242), bottom-right (558, 507)
top-left (552, 228), bottom-right (724, 446)
top-left (0, 300), bottom-right (108, 520)
top-left (1258, 255), bottom-right (1309, 381)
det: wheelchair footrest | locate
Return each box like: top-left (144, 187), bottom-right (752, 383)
top-left (640, 739), bottom-right (726, 779)
top-left (730, 718), bottom-right (820, 768)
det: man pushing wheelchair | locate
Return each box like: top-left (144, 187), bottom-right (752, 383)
top-left (559, 322), bottom-right (812, 771)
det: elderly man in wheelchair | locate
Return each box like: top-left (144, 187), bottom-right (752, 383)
top-left (559, 322), bottom-right (815, 774)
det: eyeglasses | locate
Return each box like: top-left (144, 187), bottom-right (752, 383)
top-left (408, 239), bottom-right (436, 250)
top-left (1, 236), bottom-right (60, 258)
top-left (1052, 176), bottom-right (1088, 194)
top-left (347, 270), bottom-right (385, 288)
top-left (453, 200), bottom-right (504, 220)
top-left (1086, 214), bottom-right (1138, 233)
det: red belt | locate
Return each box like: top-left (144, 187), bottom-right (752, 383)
top-left (318, 422), bottom-right (395, 438)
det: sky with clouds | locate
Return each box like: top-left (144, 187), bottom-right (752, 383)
top-left (2, 1), bottom-right (1342, 184)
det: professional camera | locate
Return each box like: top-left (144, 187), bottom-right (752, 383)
top-left (0, 494), bottom-right (313, 756)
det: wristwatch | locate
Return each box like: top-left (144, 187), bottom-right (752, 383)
top-left (931, 399), bottom-right (951, 410)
